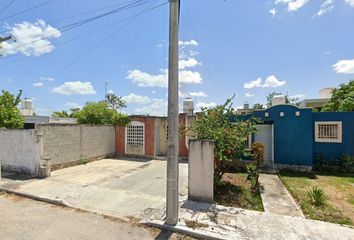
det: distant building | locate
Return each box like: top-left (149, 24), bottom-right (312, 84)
top-left (236, 103), bottom-right (254, 115)
top-left (19, 98), bottom-right (77, 128)
top-left (300, 87), bottom-right (334, 111)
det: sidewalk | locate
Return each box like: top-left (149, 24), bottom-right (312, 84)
top-left (144, 200), bottom-right (354, 240)
top-left (259, 174), bottom-right (304, 217)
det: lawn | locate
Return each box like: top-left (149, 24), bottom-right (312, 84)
top-left (214, 173), bottom-right (264, 211)
top-left (279, 171), bottom-right (354, 225)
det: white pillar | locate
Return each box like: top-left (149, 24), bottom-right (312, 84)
top-left (188, 140), bottom-right (214, 203)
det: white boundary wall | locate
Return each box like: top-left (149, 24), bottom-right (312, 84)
top-left (0, 129), bottom-right (42, 175)
top-left (0, 125), bottom-right (116, 175)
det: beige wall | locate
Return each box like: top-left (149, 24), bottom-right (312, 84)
top-left (159, 118), bottom-right (168, 156)
top-left (37, 124), bottom-right (115, 166)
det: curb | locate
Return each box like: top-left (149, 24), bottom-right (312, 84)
top-left (0, 187), bottom-right (67, 207)
top-left (141, 220), bottom-right (234, 240)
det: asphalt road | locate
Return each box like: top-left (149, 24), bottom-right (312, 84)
top-left (0, 192), bottom-right (189, 240)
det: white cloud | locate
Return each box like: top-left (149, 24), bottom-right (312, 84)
top-left (65, 102), bottom-right (82, 109)
top-left (127, 69), bottom-right (202, 87)
top-left (195, 101), bottom-right (217, 110)
top-left (269, 8), bottom-right (278, 16)
top-left (275, 0), bottom-right (308, 12)
top-left (123, 93), bottom-right (151, 104)
top-left (133, 98), bottom-right (167, 116)
top-left (245, 92), bottom-right (255, 97)
top-left (179, 70), bottom-right (202, 84)
top-left (178, 40), bottom-right (198, 46)
top-left (316, 0), bottom-right (334, 16)
top-left (33, 82), bottom-right (44, 87)
top-left (332, 59), bottom-right (354, 74)
top-left (263, 75), bottom-right (286, 87)
top-left (127, 69), bottom-right (166, 87)
top-left (179, 58), bottom-right (200, 70)
top-left (243, 75), bottom-right (286, 89)
top-left (189, 91), bottom-right (207, 97)
top-left (51, 81), bottom-right (96, 95)
top-left (0, 19), bottom-right (61, 57)
top-left (244, 77), bottom-right (263, 89)
top-left (288, 0), bottom-right (308, 11)
top-left (345, 0), bottom-right (354, 7)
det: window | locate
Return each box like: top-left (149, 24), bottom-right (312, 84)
top-left (126, 122), bottom-right (144, 146)
top-left (315, 121), bottom-right (342, 143)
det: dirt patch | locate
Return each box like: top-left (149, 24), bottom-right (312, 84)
top-left (2, 193), bottom-right (24, 202)
top-left (184, 220), bottom-right (209, 229)
top-left (214, 173), bottom-right (264, 211)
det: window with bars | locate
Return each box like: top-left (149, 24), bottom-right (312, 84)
top-left (126, 125), bottom-right (144, 146)
top-left (315, 121), bottom-right (342, 143)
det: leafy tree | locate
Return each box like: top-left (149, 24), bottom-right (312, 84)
top-left (266, 92), bottom-right (300, 107)
top-left (76, 101), bottom-right (129, 126)
top-left (106, 93), bottom-right (126, 111)
top-left (52, 108), bottom-right (80, 118)
top-left (0, 90), bottom-right (24, 129)
top-left (253, 103), bottom-right (264, 109)
top-left (322, 80), bottom-right (354, 112)
top-left (185, 97), bottom-right (258, 183)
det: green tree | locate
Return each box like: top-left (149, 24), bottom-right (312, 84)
top-left (52, 108), bottom-right (80, 118)
top-left (253, 103), bottom-right (264, 109)
top-left (106, 93), bottom-right (126, 111)
top-left (0, 90), bottom-right (24, 129)
top-left (76, 101), bottom-right (129, 126)
top-left (322, 80), bottom-right (354, 112)
top-left (185, 97), bottom-right (258, 183)
top-left (266, 92), bottom-right (300, 107)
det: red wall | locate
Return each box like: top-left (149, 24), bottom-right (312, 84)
top-left (115, 116), bottom-right (155, 157)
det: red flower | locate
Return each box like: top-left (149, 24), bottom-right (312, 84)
top-left (226, 149), bottom-right (232, 155)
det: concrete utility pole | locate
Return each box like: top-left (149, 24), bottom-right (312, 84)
top-left (166, 0), bottom-right (180, 225)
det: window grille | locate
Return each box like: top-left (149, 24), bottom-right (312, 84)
top-left (126, 125), bottom-right (144, 146)
top-left (315, 121), bottom-right (342, 143)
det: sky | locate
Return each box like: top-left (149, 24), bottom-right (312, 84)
top-left (0, 0), bottom-right (354, 116)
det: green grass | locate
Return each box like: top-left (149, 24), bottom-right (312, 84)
top-left (279, 171), bottom-right (354, 225)
top-left (214, 173), bottom-right (264, 212)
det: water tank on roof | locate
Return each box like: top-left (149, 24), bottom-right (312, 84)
top-left (20, 98), bottom-right (34, 116)
top-left (183, 98), bottom-right (194, 116)
top-left (319, 88), bottom-right (334, 99)
top-left (271, 95), bottom-right (286, 106)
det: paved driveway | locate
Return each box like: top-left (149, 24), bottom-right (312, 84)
top-left (0, 158), bottom-right (188, 220)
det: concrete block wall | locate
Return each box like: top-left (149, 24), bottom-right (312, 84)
top-left (37, 124), bottom-right (115, 166)
top-left (0, 129), bottom-right (42, 175)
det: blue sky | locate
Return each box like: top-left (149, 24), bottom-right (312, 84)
top-left (0, 0), bottom-right (354, 116)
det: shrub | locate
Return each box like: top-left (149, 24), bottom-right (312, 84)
top-left (314, 153), bottom-right (354, 173)
top-left (251, 142), bottom-right (264, 168)
top-left (186, 96), bottom-right (258, 184)
top-left (307, 186), bottom-right (326, 207)
top-left (246, 164), bottom-right (259, 191)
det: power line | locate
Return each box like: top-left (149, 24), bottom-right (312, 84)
top-left (182, 1), bottom-right (220, 98)
top-left (0, 0), bottom-right (147, 56)
top-left (0, 0), bottom-right (55, 22)
top-left (52, 1), bottom-right (167, 77)
top-left (0, 0), bottom-right (15, 16)
top-left (0, 1), bottom-right (160, 68)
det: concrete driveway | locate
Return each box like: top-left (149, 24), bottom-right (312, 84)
top-left (0, 158), bottom-right (188, 221)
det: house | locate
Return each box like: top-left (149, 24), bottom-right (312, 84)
top-left (299, 87), bottom-right (334, 111)
top-left (234, 96), bottom-right (354, 171)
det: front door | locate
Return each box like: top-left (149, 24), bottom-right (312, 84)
top-left (254, 124), bottom-right (273, 165)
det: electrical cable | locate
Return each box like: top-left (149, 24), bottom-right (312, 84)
top-left (0, 0), bottom-right (15, 16)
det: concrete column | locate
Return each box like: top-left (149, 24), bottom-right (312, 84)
top-left (188, 140), bottom-right (214, 203)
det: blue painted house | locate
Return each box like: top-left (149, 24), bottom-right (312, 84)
top-left (234, 104), bottom-right (354, 170)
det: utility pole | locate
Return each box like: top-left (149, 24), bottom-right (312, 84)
top-left (104, 81), bottom-right (109, 101)
top-left (166, 0), bottom-right (180, 225)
